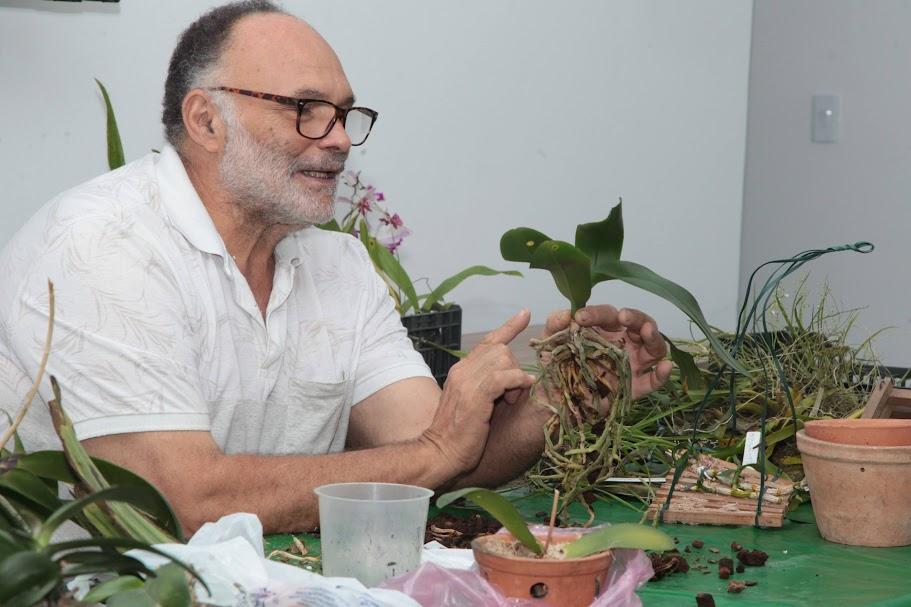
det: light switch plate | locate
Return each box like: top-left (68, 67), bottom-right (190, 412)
top-left (812, 93), bottom-right (840, 143)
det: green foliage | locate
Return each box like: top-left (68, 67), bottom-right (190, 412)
top-left (501, 200), bottom-right (748, 375)
top-left (436, 487), bottom-right (673, 558)
top-left (96, 79), bottom-right (125, 170)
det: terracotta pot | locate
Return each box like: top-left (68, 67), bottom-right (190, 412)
top-left (804, 419), bottom-right (911, 446)
top-left (796, 429), bottom-right (911, 547)
top-left (472, 532), bottom-right (613, 606)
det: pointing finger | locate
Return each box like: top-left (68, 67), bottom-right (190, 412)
top-left (479, 308), bottom-right (531, 347)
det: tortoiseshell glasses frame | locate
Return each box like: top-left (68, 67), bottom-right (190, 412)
top-left (210, 87), bottom-right (378, 146)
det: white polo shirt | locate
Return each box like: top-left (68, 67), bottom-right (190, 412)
top-left (0, 145), bottom-right (432, 455)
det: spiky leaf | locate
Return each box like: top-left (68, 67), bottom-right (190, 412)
top-left (95, 79), bottom-right (125, 170)
top-left (500, 228), bottom-right (553, 263)
top-left (436, 487), bottom-right (541, 555)
top-left (0, 550), bottom-right (60, 607)
top-left (83, 576), bottom-right (145, 604)
top-left (563, 523), bottom-right (675, 559)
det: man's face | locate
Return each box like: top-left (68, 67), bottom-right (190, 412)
top-left (214, 13), bottom-right (355, 225)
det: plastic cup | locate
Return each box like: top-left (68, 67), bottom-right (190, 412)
top-left (314, 482), bottom-right (433, 586)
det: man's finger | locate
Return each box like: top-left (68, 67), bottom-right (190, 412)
top-left (616, 307), bottom-right (654, 332)
top-left (631, 360), bottom-right (673, 399)
top-left (542, 309), bottom-right (572, 338)
top-left (574, 304), bottom-right (621, 331)
top-left (638, 318), bottom-right (668, 360)
top-left (479, 308), bottom-right (531, 346)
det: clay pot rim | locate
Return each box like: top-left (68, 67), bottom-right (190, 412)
top-left (805, 419), bottom-right (911, 429)
top-left (470, 533), bottom-right (612, 564)
top-left (796, 429), bottom-right (911, 463)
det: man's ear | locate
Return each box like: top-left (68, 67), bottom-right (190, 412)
top-left (182, 90), bottom-right (225, 153)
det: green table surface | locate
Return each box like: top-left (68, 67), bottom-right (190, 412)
top-left (265, 496), bottom-right (911, 606)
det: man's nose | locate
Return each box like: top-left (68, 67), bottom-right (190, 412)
top-left (318, 118), bottom-right (352, 153)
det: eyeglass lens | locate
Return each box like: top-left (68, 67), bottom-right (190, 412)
top-left (299, 101), bottom-right (373, 145)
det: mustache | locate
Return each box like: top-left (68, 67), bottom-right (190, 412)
top-left (290, 153), bottom-right (347, 174)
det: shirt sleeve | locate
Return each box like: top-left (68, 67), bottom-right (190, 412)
top-left (349, 241), bottom-right (434, 405)
top-left (3, 200), bottom-right (210, 441)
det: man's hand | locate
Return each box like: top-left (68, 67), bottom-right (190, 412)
top-left (544, 305), bottom-right (672, 399)
top-left (420, 309), bottom-right (535, 477)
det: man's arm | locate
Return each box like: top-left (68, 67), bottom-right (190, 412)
top-left (83, 312), bottom-right (535, 535)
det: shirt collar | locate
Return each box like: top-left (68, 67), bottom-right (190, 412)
top-left (155, 144), bottom-right (228, 258)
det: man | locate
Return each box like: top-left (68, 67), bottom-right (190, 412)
top-left (0, 1), bottom-right (671, 534)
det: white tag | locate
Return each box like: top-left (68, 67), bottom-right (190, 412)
top-left (742, 431), bottom-right (761, 465)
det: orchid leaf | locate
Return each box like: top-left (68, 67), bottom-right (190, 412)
top-left (0, 550), bottom-right (60, 607)
top-left (107, 589), bottom-right (158, 607)
top-left (360, 219), bottom-right (419, 314)
top-left (563, 523), bottom-right (674, 559)
top-left (145, 563), bottom-right (193, 607)
top-left (421, 266), bottom-right (522, 312)
top-left (317, 218), bottom-right (341, 232)
top-left (60, 551), bottom-right (153, 577)
top-left (530, 240), bottom-right (592, 314)
top-left (594, 259), bottom-right (749, 375)
top-left (436, 487), bottom-right (541, 555)
top-left (576, 200), bottom-right (624, 272)
top-left (0, 468), bottom-right (62, 517)
top-left (82, 576), bottom-right (145, 604)
top-left (663, 335), bottom-right (705, 390)
top-left (95, 79), bottom-right (125, 170)
top-left (500, 228), bottom-right (553, 263)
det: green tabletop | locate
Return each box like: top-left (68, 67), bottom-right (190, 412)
top-left (266, 497), bottom-right (911, 606)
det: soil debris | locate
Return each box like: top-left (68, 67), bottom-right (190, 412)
top-left (424, 513), bottom-right (501, 549)
top-left (730, 541), bottom-right (743, 552)
top-left (718, 557), bottom-right (734, 579)
top-left (736, 564), bottom-right (745, 573)
top-left (709, 547), bottom-right (720, 554)
top-left (727, 580), bottom-right (747, 593)
top-left (691, 539), bottom-right (704, 549)
top-left (745, 580), bottom-right (758, 587)
top-left (695, 592), bottom-right (716, 607)
top-left (648, 551), bottom-right (690, 581)
top-left (737, 548), bottom-right (769, 567)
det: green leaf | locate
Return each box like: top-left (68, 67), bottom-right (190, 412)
top-left (37, 485), bottom-right (169, 545)
top-left (95, 79), bottom-right (125, 170)
top-left (436, 487), bottom-right (541, 555)
top-left (59, 551), bottom-right (153, 578)
top-left (82, 575), bottom-right (145, 604)
top-left (0, 550), bottom-right (61, 607)
top-left (316, 218), bottom-right (341, 232)
top-left (145, 563), bottom-right (193, 607)
top-left (594, 260), bottom-right (749, 375)
top-left (421, 266), bottom-right (522, 312)
top-left (18, 451), bottom-right (182, 540)
top-left (575, 200), bottom-right (624, 270)
top-left (360, 219), bottom-right (419, 314)
top-left (0, 468), bottom-right (62, 518)
top-left (563, 523), bottom-right (675, 559)
top-left (530, 240), bottom-right (592, 313)
top-left (500, 228), bottom-right (553, 263)
top-left (663, 335), bottom-right (705, 390)
top-left (107, 588), bottom-right (158, 607)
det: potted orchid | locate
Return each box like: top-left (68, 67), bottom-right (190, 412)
top-left (321, 172), bottom-right (521, 383)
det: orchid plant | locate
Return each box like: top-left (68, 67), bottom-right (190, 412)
top-left (320, 172), bottom-right (521, 316)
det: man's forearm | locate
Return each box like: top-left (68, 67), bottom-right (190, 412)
top-left (84, 433), bottom-right (452, 535)
top-left (450, 394), bottom-right (552, 489)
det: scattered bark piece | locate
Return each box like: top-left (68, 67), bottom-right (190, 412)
top-left (728, 580), bottom-right (747, 593)
top-left (730, 541), bottom-right (743, 552)
top-left (692, 539), bottom-right (705, 549)
top-left (707, 559), bottom-right (718, 564)
top-left (718, 557), bottom-right (734, 580)
top-left (737, 549), bottom-right (769, 567)
top-left (696, 592), bottom-right (716, 607)
top-left (709, 547), bottom-right (720, 554)
top-left (648, 552), bottom-right (690, 581)
top-left (684, 546), bottom-right (691, 553)
top-left (736, 564), bottom-right (745, 573)
top-left (745, 580), bottom-right (758, 587)
top-left (424, 513), bottom-right (501, 549)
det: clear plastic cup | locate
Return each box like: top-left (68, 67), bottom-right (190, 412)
top-left (314, 482), bottom-right (433, 586)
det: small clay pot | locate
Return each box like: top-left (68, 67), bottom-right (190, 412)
top-left (472, 533), bottom-right (613, 606)
top-left (797, 429), bottom-right (911, 547)
top-left (804, 419), bottom-right (911, 446)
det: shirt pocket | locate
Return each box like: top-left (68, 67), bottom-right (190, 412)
top-left (280, 374), bottom-right (354, 455)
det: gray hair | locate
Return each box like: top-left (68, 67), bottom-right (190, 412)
top-left (161, 0), bottom-right (287, 147)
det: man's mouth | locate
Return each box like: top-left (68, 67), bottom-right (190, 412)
top-left (297, 168), bottom-right (341, 181)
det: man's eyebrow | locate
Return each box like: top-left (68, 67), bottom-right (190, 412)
top-left (292, 87), bottom-right (356, 106)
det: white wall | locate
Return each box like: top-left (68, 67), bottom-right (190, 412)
top-left (0, 0), bottom-right (753, 338)
top-left (742, 0), bottom-right (911, 366)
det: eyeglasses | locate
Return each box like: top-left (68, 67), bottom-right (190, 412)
top-left (210, 87), bottom-right (378, 146)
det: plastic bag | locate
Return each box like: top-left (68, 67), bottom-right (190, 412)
top-left (381, 524), bottom-right (654, 607)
